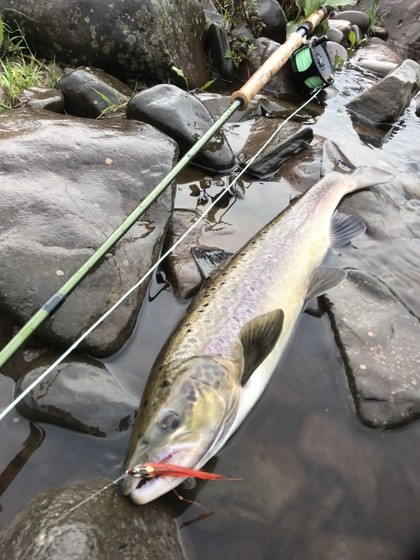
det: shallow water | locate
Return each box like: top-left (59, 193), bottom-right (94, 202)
top-left (1, 65), bottom-right (420, 557)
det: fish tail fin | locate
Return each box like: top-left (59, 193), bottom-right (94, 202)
top-left (322, 140), bottom-right (394, 193)
top-left (350, 166), bottom-right (395, 190)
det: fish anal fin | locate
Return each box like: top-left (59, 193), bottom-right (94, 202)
top-left (240, 309), bottom-right (284, 386)
top-left (331, 211), bottom-right (366, 248)
top-left (306, 267), bottom-right (346, 300)
top-left (191, 246), bottom-right (234, 280)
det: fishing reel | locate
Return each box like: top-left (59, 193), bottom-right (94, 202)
top-left (291, 36), bottom-right (335, 93)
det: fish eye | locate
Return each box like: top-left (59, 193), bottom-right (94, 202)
top-left (159, 411), bottom-right (180, 431)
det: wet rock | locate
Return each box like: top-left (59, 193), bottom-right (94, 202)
top-left (255, 0), bottom-right (287, 43)
top-left (0, 0), bottom-right (209, 88)
top-left (328, 19), bottom-right (351, 42)
top-left (326, 27), bottom-right (344, 45)
top-left (163, 207), bottom-right (239, 300)
top-left (332, 10), bottom-right (370, 34)
top-left (0, 478), bottom-right (184, 560)
top-left (298, 532), bottom-right (404, 560)
top-left (206, 23), bottom-right (234, 82)
top-left (57, 67), bottom-right (133, 118)
top-left (325, 41), bottom-right (349, 67)
top-left (370, 25), bottom-right (389, 41)
top-left (350, 24), bottom-right (364, 44)
top-left (298, 412), bottom-right (382, 506)
top-left (351, 43), bottom-right (404, 77)
top-left (239, 38), bottom-right (297, 97)
top-left (127, 84), bottom-right (236, 172)
top-left (325, 270), bottom-right (420, 428)
top-left (14, 87), bottom-right (65, 112)
top-left (347, 0), bottom-right (420, 61)
top-left (15, 354), bottom-right (138, 436)
top-left (347, 59), bottom-right (420, 126)
top-left (240, 127), bottom-right (314, 179)
top-left (163, 209), bottom-right (207, 300)
top-left (0, 109), bottom-right (177, 357)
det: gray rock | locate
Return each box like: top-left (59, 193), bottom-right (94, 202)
top-left (206, 23), bottom-right (234, 82)
top-left (326, 27), bottom-right (344, 45)
top-left (0, 109), bottom-right (177, 356)
top-left (163, 208), bottom-right (239, 300)
top-left (325, 41), bottom-right (349, 67)
top-left (345, 0), bottom-right (420, 61)
top-left (16, 354), bottom-right (138, 436)
top-left (350, 24), bottom-right (364, 45)
top-left (0, 0), bottom-right (209, 88)
top-left (15, 87), bottom-right (65, 112)
top-left (57, 67), bottom-right (133, 118)
top-left (126, 84), bottom-right (236, 172)
top-left (0, 478), bottom-right (184, 560)
top-left (370, 25), bottom-right (389, 41)
top-left (328, 19), bottom-right (351, 41)
top-left (239, 37), bottom-right (297, 97)
top-left (347, 59), bottom-right (420, 126)
top-left (351, 43), bottom-right (404, 77)
top-left (332, 10), bottom-right (370, 34)
top-left (255, 0), bottom-right (287, 43)
top-left (324, 270), bottom-right (420, 428)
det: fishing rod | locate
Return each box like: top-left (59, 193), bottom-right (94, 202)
top-left (0, 5), bottom-right (331, 370)
top-left (0, 88), bottom-right (322, 423)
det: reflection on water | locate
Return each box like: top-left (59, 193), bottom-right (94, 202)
top-left (0, 65), bottom-right (420, 558)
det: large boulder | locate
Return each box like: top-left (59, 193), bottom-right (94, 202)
top-left (0, 109), bottom-right (177, 357)
top-left (0, 0), bottom-right (209, 88)
top-left (345, 0), bottom-right (420, 61)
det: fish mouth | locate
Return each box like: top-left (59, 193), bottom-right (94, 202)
top-left (119, 452), bottom-right (193, 505)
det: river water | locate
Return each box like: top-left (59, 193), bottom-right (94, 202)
top-left (1, 65), bottom-right (420, 558)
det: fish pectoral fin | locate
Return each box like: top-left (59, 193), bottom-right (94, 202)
top-left (191, 246), bottom-right (234, 279)
top-left (330, 211), bottom-right (366, 248)
top-left (239, 309), bottom-right (284, 386)
top-left (306, 266), bottom-right (346, 300)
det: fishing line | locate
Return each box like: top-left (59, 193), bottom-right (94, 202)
top-left (0, 87), bottom-right (321, 423)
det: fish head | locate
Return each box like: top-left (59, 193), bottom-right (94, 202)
top-left (119, 355), bottom-right (240, 504)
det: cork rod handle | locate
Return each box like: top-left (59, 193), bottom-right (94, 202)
top-left (230, 8), bottom-right (328, 109)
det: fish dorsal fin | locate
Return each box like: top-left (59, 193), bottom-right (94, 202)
top-left (331, 211), bottom-right (366, 248)
top-left (239, 309), bottom-right (284, 385)
top-left (306, 266), bottom-right (346, 300)
top-left (191, 246), bottom-right (234, 279)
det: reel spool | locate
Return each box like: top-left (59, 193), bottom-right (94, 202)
top-left (291, 36), bottom-right (335, 93)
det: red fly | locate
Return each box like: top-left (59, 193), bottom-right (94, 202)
top-left (126, 462), bottom-right (238, 481)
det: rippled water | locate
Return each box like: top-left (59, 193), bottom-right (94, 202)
top-left (1, 65), bottom-right (420, 558)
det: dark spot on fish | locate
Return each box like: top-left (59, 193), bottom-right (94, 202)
top-left (203, 303), bottom-right (209, 307)
top-left (160, 380), bottom-right (170, 388)
top-left (187, 328), bottom-right (192, 333)
top-left (142, 400), bottom-right (148, 408)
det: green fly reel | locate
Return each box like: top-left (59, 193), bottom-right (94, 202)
top-left (291, 36), bottom-right (334, 93)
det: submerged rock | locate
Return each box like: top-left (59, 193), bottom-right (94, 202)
top-left (127, 84), bottom-right (236, 172)
top-left (15, 354), bottom-right (138, 436)
top-left (0, 478), bottom-right (184, 560)
top-left (0, 109), bottom-right (177, 356)
top-left (0, 0), bottom-right (209, 88)
top-left (325, 270), bottom-right (420, 428)
top-left (347, 59), bottom-right (420, 126)
top-left (240, 127), bottom-right (314, 179)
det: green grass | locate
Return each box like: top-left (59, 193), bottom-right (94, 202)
top-left (0, 13), bottom-right (59, 111)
